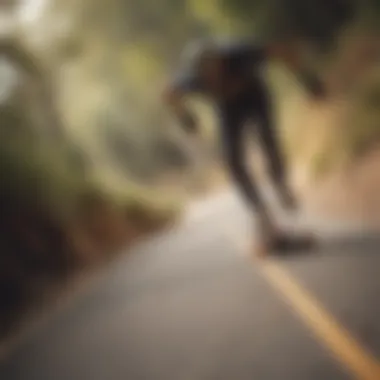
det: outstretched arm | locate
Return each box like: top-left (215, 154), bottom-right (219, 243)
top-left (163, 81), bottom-right (198, 134)
top-left (268, 42), bottom-right (327, 99)
top-left (162, 71), bottom-right (202, 134)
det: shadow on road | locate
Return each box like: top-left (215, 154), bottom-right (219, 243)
top-left (274, 231), bottom-right (380, 261)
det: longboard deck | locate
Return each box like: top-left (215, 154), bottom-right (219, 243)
top-left (255, 232), bottom-right (318, 259)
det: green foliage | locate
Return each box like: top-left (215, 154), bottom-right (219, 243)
top-left (218, 0), bottom-right (357, 50)
top-left (0, 132), bottom-right (87, 220)
top-left (18, 0), bottom-right (380, 184)
top-left (344, 70), bottom-right (380, 161)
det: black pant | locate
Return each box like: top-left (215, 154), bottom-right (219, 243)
top-left (218, 82), bottom-right (286, 212)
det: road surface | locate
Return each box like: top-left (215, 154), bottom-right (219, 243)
top-left (1, 188), bottom-right (380, 380)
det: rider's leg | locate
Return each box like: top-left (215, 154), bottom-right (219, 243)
top-left (219, 107), bottom-right (279, 254)
top-left (253, 86), bottom-right (296, 210)
top-left (249, 90), bottom-right (316, 254)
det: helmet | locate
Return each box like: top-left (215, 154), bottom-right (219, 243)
top-left (180, 39), bottom-right (218, 74)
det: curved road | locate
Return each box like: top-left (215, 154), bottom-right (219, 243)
top-left (1, 189), bottom-right (380, 380)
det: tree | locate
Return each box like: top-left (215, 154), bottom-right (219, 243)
top-left (219, 0), bottom-right (357, 51)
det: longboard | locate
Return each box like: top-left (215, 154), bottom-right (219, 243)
top-left (255, 232), bottom-right (318, 259)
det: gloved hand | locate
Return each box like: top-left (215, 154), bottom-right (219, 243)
top-left (179, 110), bottom-right (198, 134)
top-left (300, 72), bottom-right (327, 100)
top-left (308, 79), bottom-right (327, 100)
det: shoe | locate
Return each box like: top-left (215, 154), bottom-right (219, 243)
top-left (254, 212), bottom-right (316, 258)
top-left (254, 213), bottom-right (279, 259)
top-left (270, 231), bottom-right (317, 256)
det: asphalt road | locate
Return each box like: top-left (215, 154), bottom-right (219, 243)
top-left (1, 188), bottom-right (380, 380)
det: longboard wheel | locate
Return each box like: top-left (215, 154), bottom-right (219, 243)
top-left (271, 232), bottom-right (317, 254)
top-left (253, 232), bottom-right (317, 259)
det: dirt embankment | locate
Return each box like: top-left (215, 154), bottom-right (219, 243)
top-left (284, 90), bottom-right (380, 226)
top-left (302, 148), bottom-right (380, 225)
top-left (0, 184), bottom-right (180, 346)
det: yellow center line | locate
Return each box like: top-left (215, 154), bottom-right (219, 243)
top-left (227, 231), bottom-right (380, 380)
top-left (261, 261), bottom-right (380, 380)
